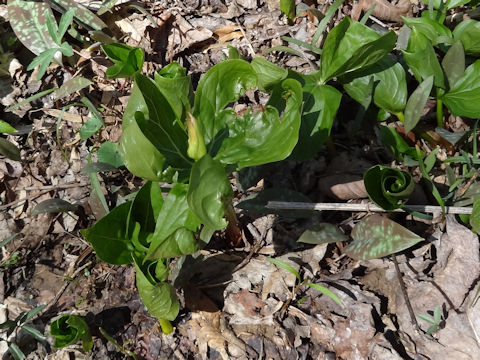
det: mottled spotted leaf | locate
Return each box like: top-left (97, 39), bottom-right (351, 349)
top-left (7, 0), bottom-right (58, 55)
top-left (345, 215), bottom-right (423, 260)
top-left (45, 0), bottom-right (107, 31)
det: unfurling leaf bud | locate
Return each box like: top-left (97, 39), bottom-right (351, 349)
top-left (186, 112), bottom-right (206, 161)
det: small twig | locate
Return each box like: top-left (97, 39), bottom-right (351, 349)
top-left (392, 255), bottom-right (419, 331)
top-left (266, 201), bottom-right (473, 214)
top-left (0, 189), bottom-right (50, 211)
top-left (14, 182), bottom-right (89, 192)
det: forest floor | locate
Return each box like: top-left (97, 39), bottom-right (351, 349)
top-left (1, 0), bottom-right (480, 359)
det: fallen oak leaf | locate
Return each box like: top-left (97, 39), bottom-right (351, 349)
top-left (351, 0), bottom-right (412, 23)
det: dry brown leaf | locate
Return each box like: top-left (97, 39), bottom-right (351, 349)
top-left (213, 25), bottom-right (243, 43)
top-left (318, 175), bottom-right (367, 200)
top-left (351, 0), bottom-right (412, 22)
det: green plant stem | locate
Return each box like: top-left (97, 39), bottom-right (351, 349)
top-left (396, 112), bottom-right (405, 123)
top-left (159, 319), bottom-right (173, 334)
top-left (436, 98), bottom-right (444, 128)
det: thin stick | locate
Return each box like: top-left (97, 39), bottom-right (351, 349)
top-left (266, 201), bottom-right (473, 215)
top-left (14, 182), bottom-right (89, 191)
top-left (392, 255), bottom-right (419, 331)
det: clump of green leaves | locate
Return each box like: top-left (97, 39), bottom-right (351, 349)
top-left (50, 314), bottom-right (93, 352)
top-left (82, 57), bottom-right (303, 331)
top-left (101, 43), bottom-right (144, 79)
top-left (0, 305), bottom-right (46, 360)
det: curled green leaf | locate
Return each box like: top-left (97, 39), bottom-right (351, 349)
top-left (364, 165), bottom-right (415, 210)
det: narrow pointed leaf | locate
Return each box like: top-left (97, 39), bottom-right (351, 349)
top-left (345, 215), bottom-right (424, 260)
top-left (54, 77), bottom-right (92, 100)
top-left (32, 198), bottom-right (77, 215)
top-left (404, 76), bottom-right (434, 134)
top-left (0, 137), bottom-right (21, 161)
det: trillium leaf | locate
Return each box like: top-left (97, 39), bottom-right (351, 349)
top-left (441, 41), bottom-right (465, 89)
top-left (404, 75), bottom-right (434, 134)
top-left (192, 59), bottom-right (257, 144)
top-left (134, 256), bottom-right (179, 321)
top-left (320, 17), bottom-right (397, 82)
top-left (442, 60), bottom-right (480, 118)
top-left (345, 215), bottom-right (424, 260)
top-left (452, 19), bottom-right (480, 56)
top-left (187, 154), bottom-right (233, 230)
top-left (215, 78), bottom-right (303, 168)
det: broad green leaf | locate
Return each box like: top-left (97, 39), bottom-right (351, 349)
top-left (101, 43), bottom-right (144, 79)
top-left (130, 181), bottom-right (164, 236)
top-left (343, 55), bottom-right (407, 114)
top-left (54, 77), bottom-right (92, 100)
top-left (147, 184), bottom-right (201, 260)
top-left (402, 16), bottom-right (452, 45)
top-left (120, 83), bottom-right (165, 181)
top-left (97, 141), bottom-right (124, 168)
top-left (266, 257), bottom-right (301, 282)
top-left (154, 62), bottom-right (193, 119)
top-left (192, 59), bottom-right (257, 144)
top-left (470, 197), bottom-right (480, 233)
top-left (306, 283), bottom-right (343, 306)
top-left (441, 41), bottom-right (465, 89)
top-left (404, 76), bottom-right (434, 134)
top-left (147, 227), bottom-right (199, 259)
top-left (0, 120), bottom-right (17, 133)
top-left (364, 165), bottom-right (415, 210)
top-left (50, 314), bottom-right (93, 351)
top-left (442, 60), bottom-right (480, 118)
top-left (280, 0), bottom-right (295, 21)
top-left (187, 154), bottom-right (233, 230)
top-left (251, 58), bottom-right (288, 92)
top-left (343, 74), bottom-right (374, 109)
top-left (7, 0), bottom-right (58, 56)
top-left (289, 71), bottom-right (342, 159)
top-left (345, 214), bottom-right (424, 260)
top-left (133, 72), bottom-right (192, 180)
top-left (320, 17), bottom-right (397, 82)
top-left (403, 30), bottom-right (445, 89)
top-left (45, 0), bottom-right (107, 31)
top-left (79, 116), bottom-right (103, 140)
top-left (32, 198), bottom-right (77, 215)
top-left (215, 78), bottom-right (302, 168)
top-left (134, 258), bottom-right (179, 321)
top-left (453, 20), bottom-right (480, 55)
top-left (81, 202), bottom-right (134, 265)
top-left (298, 223), bottom-right (349, 244)
top-left (0, 137), bottom-right (21, 161)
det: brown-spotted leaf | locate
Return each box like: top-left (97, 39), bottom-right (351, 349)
top-left (7, 0), bottom-right (57, 55)
top-left (345, 215), bottom-right (423, 260)
top-left (45, 0), bottom-right (107, 31)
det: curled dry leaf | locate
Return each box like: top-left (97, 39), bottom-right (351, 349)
top-left (351, 0), bottom-right (412, 23)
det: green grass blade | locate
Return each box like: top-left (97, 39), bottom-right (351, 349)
top-left (306, 283), bottom-right (343, 306)
top-left (266, 257), bottom-right (301, 282)
top-left (312, 0), bottom-right (344, 47)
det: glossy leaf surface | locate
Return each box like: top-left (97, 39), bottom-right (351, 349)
top-left (134, 258), bottom-right (179, 321)
top-left (101, 43), bottom-right (144, 79)
top-left (403, 30), bottom-right (445, 89)
top-left (453, 20), bottom-right (480, 55)
top-left (345, 215), bottom-right (424, 260)
top-left (81, 202), bottom-right (134, 265)
top-left (147, 184), bottom-right (201, 260)
top-left (320, 17), bottom-right (397, 82)
top-left (187, 155), bottom-right (233, 230)
top-left (290, 71), bottom-right (342, 159)
top-left (402, 16), bottom-right (452, 45)
top-left (192, 59), bottom-right (257, 144)
top-left (215, 78), bottom-right (302, 168)
top-left (251, 57), bottom-right (288, 92)
top-left (442, 60), bottom-right (480, 118)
